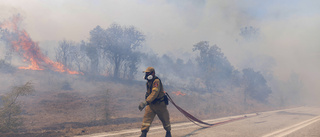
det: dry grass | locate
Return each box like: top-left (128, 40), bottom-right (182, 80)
top-left (0, 70), bottom-right (280, 136)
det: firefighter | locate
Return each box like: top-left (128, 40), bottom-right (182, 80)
top-left (138, 67), bottom-right (171, 137)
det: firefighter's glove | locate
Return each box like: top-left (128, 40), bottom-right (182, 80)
top-left (139, 101), bottom-right (147, 111)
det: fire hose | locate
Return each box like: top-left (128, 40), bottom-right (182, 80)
top-left (165, 92), bottom-right (258, 128)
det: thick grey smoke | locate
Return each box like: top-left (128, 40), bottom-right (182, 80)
top-left (1, 0), bottom-right (320, 103)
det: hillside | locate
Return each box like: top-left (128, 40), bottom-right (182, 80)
top-left (0, 69), bottom-right (278, 136)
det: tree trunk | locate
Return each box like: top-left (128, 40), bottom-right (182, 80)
top-left (113, 56), bottom-right (120, 78)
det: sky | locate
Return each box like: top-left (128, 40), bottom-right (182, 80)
top-left (1, 0), bottom-right (320, 98)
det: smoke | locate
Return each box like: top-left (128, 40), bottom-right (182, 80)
top-left (1, 2), bottom-right (320, 134)
top-left (1, 0), bottom-right (320, 103)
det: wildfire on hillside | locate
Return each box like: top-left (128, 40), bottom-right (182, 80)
top-left (0, 15), bottom-right (81, 75)
top-left (172, 91), bottom-right (186, 96)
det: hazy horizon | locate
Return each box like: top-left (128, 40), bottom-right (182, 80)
top-left (1, 0), bottom-right (320, 103)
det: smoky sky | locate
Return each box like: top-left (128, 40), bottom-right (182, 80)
top-left (1, 0), bottom-right (320, 97)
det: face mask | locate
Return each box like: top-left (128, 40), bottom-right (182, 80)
top-left (144, 72), bottom-right (153, 80)
top-left (147, 75), bottom-right (153, 80)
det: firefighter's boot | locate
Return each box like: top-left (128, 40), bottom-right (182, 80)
top-left (165, 131), bottom-right (172, 137)
top-left (140, 131), bottom-right (147, 137)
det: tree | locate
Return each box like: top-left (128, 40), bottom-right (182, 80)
top-left (192, 41), bottom-right (234, 91)
top-left (242, 68), bottom-right (271, 103)
top-left (72, 40), bottom-right (90, 73)
top-left (159, 54), bottom-right (175, 74)
top-left (88, 25), bottom-right (106, 75)
top-left (100, 23), bottom-right (145, 79)
top-left (174, 58), bottom-right (185, 78)
top-left (85, 45), bottom-right (100, 75)
top-left (55, 40), bottom-right (88, 73)
top-left (123, 51), bottom-right (141, 80)
top-left (140, 52), bottom-right (159, 70)
top-left (0, 81), bottom-right (35, 132)
top-left (55, 40), bottom-right (75, 70)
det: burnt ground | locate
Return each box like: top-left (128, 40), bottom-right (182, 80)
top-left (0, 71), bottom-right (277, 137)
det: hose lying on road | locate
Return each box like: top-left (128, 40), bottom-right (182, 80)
top-left (165, 92), bottom-right (257, 128)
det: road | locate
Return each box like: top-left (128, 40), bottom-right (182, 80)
top-left (76, 106), bottom-right (320, 137)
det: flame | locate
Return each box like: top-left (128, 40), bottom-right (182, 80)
top-left (172, 91), bottom-right (186, 96)
top-left (0, 15), bottom-right (81, 75)
top-left (0, 15), bottom-right (20, 31)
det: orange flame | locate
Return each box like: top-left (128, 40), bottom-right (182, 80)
top-left (172, 91), bottom-right (186, 96)
top-left (0, 15), bottom-right (81, 75)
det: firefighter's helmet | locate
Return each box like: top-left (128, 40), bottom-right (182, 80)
top-left (144, 67), bottom-right (155, 73)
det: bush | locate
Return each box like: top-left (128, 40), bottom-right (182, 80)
top-left (100, 89), bottom-right (111, 120)
top-left (61, 81), bottom-right (73, 90)
top-left (0, 81), bottom-right (35, 133)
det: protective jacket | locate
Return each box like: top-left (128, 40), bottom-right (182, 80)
top-left (141, 76), bottom-right (171, 132)
top-left (145, 77), bottom-right (168, 105)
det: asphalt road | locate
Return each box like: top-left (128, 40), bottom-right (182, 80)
top-left (76, 106), bottom-right (320, 137)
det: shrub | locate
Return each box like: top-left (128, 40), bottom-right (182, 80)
top-left (0, 81), bottom-right (35, 132)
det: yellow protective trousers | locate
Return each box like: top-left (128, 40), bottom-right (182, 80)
top-left (141, 101), bottom-right (171, 132)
